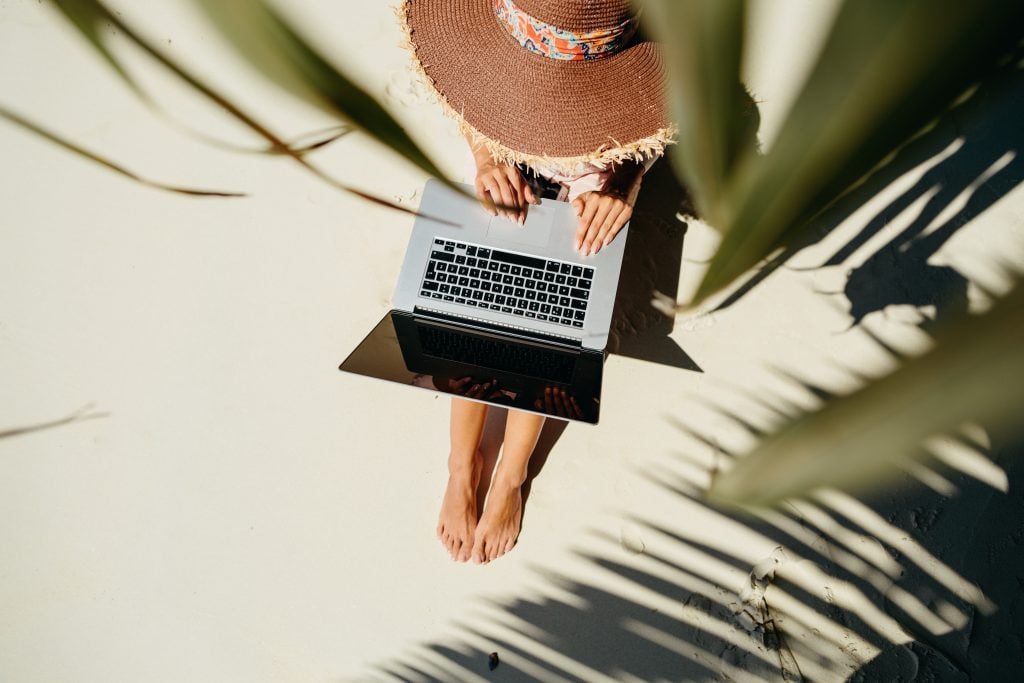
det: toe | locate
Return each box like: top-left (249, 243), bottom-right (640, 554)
top-left (503, 537), bottom-right (515, 555)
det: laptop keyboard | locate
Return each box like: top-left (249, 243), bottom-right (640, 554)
top-left (419, 238), bottom-right (595, 329)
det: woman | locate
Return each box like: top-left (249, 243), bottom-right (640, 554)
top-left (400, 0), bottom-right (674, 563)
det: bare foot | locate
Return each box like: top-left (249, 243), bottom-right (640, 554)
top-left (471, 475), bottom-right (524, 564)
top-left (436, 451), bottom-right (482, 562)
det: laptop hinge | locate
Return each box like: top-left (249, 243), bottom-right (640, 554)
top-left (412, 306), bottom-right (583, 349)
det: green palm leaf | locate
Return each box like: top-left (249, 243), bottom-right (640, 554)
top-left (692, 0), bottom-right (1024, 304)
top-left (709, 285), bottom-right (1024, 507)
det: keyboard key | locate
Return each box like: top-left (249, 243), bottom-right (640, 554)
top-left (458, 266), bottom-right (469, 276)
top-left (510, 266), bottom-right (521, 275)
top-left (467, 257), bottom-right (477, 267)
top-left (503, 285), bottom-right (514, 295)
top-left (571, 288), bottom-right (589, 299)
top-left (495, 295), bottom-right (506, 305)
top-left (526, 290), bottom-right (536, 300)
top-left (444, 244), bottom-right (454, 252)
top-left (470, 268), bottom-right (480, 277)
top-left (559, 285), bottom-right (569, 295)
top-left (525, 280), bottom-right (535, 289)
top-left (455, 255), bottom-right (466, 264)
top-left (559, 297), bottom-right (570, 306)
top-left (567, 277), bottom-right (577, 286)
top-left (472, 290), bottom-right (483, 300)
top-left (455, 297), bottom-right (466, 304)
top-left (522, 268), bottom-right (532, 278)
top-left (574, 310), bottom-right (585, 320)
top-left (562, 317), bottom-right (573, 325)
top-left (573, 321), bottom-right (583, 328)
top-left (528, 301), bottom-right (539, 311)
top-left (544, 272), bottom-right (555, 282)
top-left (556, 275), bottom-right (567, 284)
top-left (560, 263), bottom-right (571, 274)
top-left (434, 238), bottom-right (445, 246)
top-left (489, 262), bottom-right (500, 271)
top-left (499, 263), bottom-right (510, 273)
top-left (470, 279), bottom-right (480, 288)
top-left (422, 281), bottom-right (439, 291)
top-left (546, 261), bottom-right (559, 272)
top-left (432, 250), bottom-right (454, 262)
top-left (572, 266), bottom-right (582, 277)
top-left (548, 284), bottom-right (559, 293)
top-left (552, 306), bottom-right (563, 316)
top-left (514, 277), bottom-right (524, 287)
top-left (454, 242), bottom-right (466, 250)
top-left (459, 277), bottom-right (469, 286)
top-left (443, 295), bottom-right (454, 301)
top-left (537, 293), bottom-right (548, 303)
top-left (537, 314), bottom-right (547, 321)
top-left (540, 304), bottom-right (551, 313)
top-left (502, 307), bottom-right (513, 314)
top-left (466, 246), bottom-right (477, 256)
top-left (514, 288), bottom-right (525, 297)
top-left (525, 311), bottom-right (536, 318)
top-left (484, 293), bottom-right (494, 302)
top-left (570, 299), bottom-right (586, 309)
top-left (435, 273), bottom-right (447, 283)
top-left (583, 267), bottom-right (594, 278)
top-left (580, 279), bottom-right (592, 290)
top-left (502, 274), bottom-right (514, 285)
top-left (478, 248), bottom-right (491, 259)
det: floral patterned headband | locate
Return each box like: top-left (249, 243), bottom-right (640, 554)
top-left (493, 0), bottom-right (639, 61)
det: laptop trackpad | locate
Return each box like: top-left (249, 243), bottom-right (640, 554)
top-left (486, 204), bottom-right (554, 248)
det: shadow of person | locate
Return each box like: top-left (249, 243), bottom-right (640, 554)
top-left (607, 157), bottom-right (703, 372)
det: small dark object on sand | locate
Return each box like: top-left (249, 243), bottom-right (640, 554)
top-left (488, 652), bottom-right (500, 671)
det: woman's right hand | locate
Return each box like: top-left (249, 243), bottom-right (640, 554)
top-left (473, 155), bottom-right (537, 225)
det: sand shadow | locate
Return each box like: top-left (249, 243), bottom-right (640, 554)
top-left (714, 50), bottom-right (1024, 319)
top-left (607, 157), bottom-right (703, 372)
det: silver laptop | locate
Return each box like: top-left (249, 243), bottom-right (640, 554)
top-left (338, 178), bottom-right (629, 423)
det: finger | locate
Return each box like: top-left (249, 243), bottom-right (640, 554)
top-left (543, 386), bottom-right (556, 414)
top-left (524, 183), bottom-right (538, 205)
top-left (558, 389), bottom-right (574, 417)
top-left (570, 395), bottom-right (584, 418)
top-left (481, 177), bottom-right (505, 217)
top-left (505, 168), bottom-right (528, 223)
top-left (576, 194), bottom-right (599, 252)
top-left (495, 173), bottom-right (519, 220)
top-left (572, 197), bottom-right (584, 218)
top-left (582, 198), bottom-right (613, 256)
top-left (591, 204), bottom-right (622, 255)
top-left (476, 178), bottom-right (497, 216)
top-left (602, 206), bottom-right (632, 249)
top-left (452, 376), bottom-right (472, 391)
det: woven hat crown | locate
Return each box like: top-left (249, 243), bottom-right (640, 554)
top-left (513, 0), bottom-right (635, 32)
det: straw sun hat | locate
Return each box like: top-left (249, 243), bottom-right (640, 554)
top-left (398, 0), bottom-right (675, 174)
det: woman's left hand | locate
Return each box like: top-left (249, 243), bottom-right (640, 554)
top-left (570, 159), bottom-right (645, 256)
top-left (571, 191), bottom-right (633, 256)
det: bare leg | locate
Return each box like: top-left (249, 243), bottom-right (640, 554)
top-left (437, 398), bottom-right (488, 562)
top-left (472, 409), bottom-right (546, 563)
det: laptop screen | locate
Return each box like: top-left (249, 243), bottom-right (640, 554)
top-left (339, 311), bottom-right (603, 423)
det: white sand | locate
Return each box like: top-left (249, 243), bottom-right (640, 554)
top-left (2, 1), bottom-right (1023, 681)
